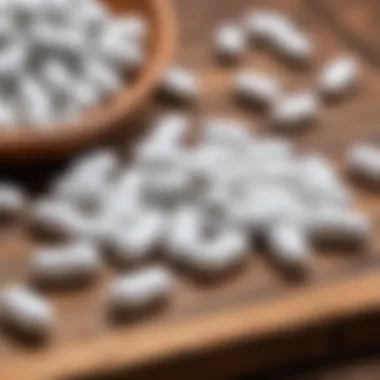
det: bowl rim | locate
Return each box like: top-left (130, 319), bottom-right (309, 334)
top-left (0, 0), bottom-right (177, 161)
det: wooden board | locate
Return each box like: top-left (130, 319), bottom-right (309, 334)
top-left (2, 0), bottom-right (380, 378)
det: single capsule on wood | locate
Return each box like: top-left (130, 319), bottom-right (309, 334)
top-left (319, 56), bottom-right (359, 98)
top-left (0, 286), bottom-right (53, 338)
top-left (30, 241), bottom-right (101, 286)
top-left (271, 91), bottom-right (319, 129)
top-left (213, 23), bottom-right (246, 61)
top-left (159, 66), bottom-right (199, 102)
top-left (235, 71), bottom-right (280, 107)
top-left (108, 265), bottom-right (173, 313)
top-left (307, 207), bottom-right (371, 246)
top-left (268, 222), bottom-right (311, 268)
top-left (347, 144), bottom-right (380, 184)
top-left (270, 28), bottom-right (312, 63)
top-left (0, 183), bottom-right (25, 217)
top-left (244, 10), bottom-right (292, 44)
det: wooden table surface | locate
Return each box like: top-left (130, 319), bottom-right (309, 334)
top-left (3, 0), bottom-right (380, 379)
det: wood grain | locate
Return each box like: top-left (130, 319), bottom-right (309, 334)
top-left (2, 0), bottom-right (380, 379)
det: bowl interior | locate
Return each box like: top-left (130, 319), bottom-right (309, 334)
top-left (0, 0), bottom-right (175, 162)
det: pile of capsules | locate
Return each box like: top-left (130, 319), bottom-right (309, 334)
top-left (0, 9), bottom-right (376, 341)
top-left (0, 112), bottom-right (378, 339)
top-left (0, 0), bottom-right (148, 128)
top-left (160, 11), bottom-right (359, 129)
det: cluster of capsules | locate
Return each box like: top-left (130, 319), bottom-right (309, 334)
top-left (159, 10), bottom-right (359, 130)
top-left (0, 0), bottom-right (148, 129)
top-left (0, 111), bottom-right (374, 339)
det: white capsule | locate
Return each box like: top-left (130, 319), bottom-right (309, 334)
top-left (30, 199), bottom-right (94, 239)
top-left (202, 117), bottom-right (253, 149)
top-left (214, 23), bottom-right (246, 61)
top-left (41, 59), bottom-right (73, 97)
top-left (31, 24), bottom-right (85, 58)
top-left (166, 206), bottom-right (202, 258)
top-left (0, 286), bottom-right (53, 337)
top-left (110, 15), bottom-right (149, 43)
top-left (72, 80), bottom-right (102, 109)
top-left (347, 144), bottom-right (380, 184)
top-left (108, 265), bottom-right (173, 312)
top-left (30, 241), bottom-right (101, 285)
top-left (182, 229), bottom-right (248, 275)
top-left (18, 77), bottom-right (53, 127)
top-left (244, 10), bottom-right (292, 43)
top-left (271, 28), bottom-right (312, 63)
top-left (249, 137), bottom-right (293, 162)
top-left (307, 207), bottom-right (371, 246)
top-left (0, 183), bottom-right (25, 217)
top-left (148, 113), bottom-right (190, 147)
top-left (160, 66), bottom-right (199, 102)
top-left (296, 155), bottom-right (351, 206)
top-left (0, 100), bottom-right (17, 127)
top-left (70, 149), bottom-right (118, 178)
top-left (235, 71), bottom-right (280, 107)
top-left (319, 56), bottom-right (359, 98)
top-left (0, 42), bottom-right (27, 82)
top-left (99, 31), bottom-right (144, 71)
top-left (85, 60), bottom-right (123, 97)
top-left (271, 91), bottom-right (319, 128)
top-left (268, 223), bottom-right (311, 268)
top-left (111, 211), bottom-right (167, 263)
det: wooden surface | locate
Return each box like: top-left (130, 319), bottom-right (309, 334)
top-left (2, 0), bottom-right (380, 379)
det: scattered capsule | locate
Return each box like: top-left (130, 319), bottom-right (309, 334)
top-left (268, 223), bottom-right (311, 268)
top-left (347, 144), bottom-right (380, 184)
top-left (271, 91), bottom-right (319, 129)
top-left (214, 23), bottom-right (246, 61)
top-left (30, 242), bottom-right (101, 286)
top-left (0, 286), bottom-right (53, 338)
top-left (319, 56), bottom-right (359, 98)
top-left (235, 71), bottom-right (280, 107)
top-left (159, 66), bottom-right (199, 102)
top-left (307, 207), bottom-right (371, 246)
top-left (0, 183), bottom-right (25, 217)
top-left (244, 10), bottom-right (292, 44)
top-left (108, 265), bottom-right (173, 313)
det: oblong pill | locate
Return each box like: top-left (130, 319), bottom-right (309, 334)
top-left (0, 286), bottom-right (53, 338)
top-left (30, 241), bottom-right (101, 286)
top-left (108, 266), bottom-right (173, 313)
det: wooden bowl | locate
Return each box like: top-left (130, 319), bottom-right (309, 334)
top-left (0, 0), bottom-right (176, 163)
